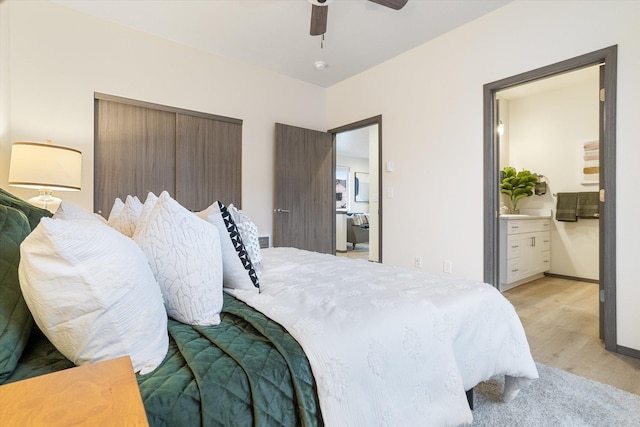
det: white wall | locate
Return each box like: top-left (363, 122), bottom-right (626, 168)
top-left (0, 0), bottom-right (327, 237)
top-left (327, 1), bottom-right (640, 350)
top-left (498, 98), bottom-right (510, 170)
top-left (335, 154), bottom-right (370, 213)
top-left (507, 75), bottom-right (599, 281)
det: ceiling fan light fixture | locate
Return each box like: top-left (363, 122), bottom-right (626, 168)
top-left (308, 0), bottom-right (334, 6)
top-left (368, 0), bottom-right (408, 10)
top-left (314, 60), bottom-right (328, 70)
top-left (309, 0), bottom-right (406, 37)
top-left (309, 0), bottom-right (335, 36)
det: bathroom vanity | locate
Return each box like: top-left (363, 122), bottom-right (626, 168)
top-left (499, 215), bottom-right (551, 291)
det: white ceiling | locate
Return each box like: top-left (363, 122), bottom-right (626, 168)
top-left (53, 0), bottom-right (512, 88)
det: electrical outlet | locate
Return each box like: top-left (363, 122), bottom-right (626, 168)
top-left (414, 256), bottom-right (423, 269)
top-left (443, 260), bottom-right (453, 274)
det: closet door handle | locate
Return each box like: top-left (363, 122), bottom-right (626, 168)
top-left (274, 208), bottom-right (290, 213)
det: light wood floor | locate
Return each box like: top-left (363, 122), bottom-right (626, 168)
top-left (336, 243), bottom-right (369, 260)
top-left (503, 276), bottom-right (640, 395)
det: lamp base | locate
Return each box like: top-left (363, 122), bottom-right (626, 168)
top-left (28, 189), bottom-right (62, 213)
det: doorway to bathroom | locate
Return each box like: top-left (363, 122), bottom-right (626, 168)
top-left (483, 46), bottom-right (618, 352)
top-left (496, 65), bottom-right (600, 288)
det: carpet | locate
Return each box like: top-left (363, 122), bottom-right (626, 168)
top-left (470, 363), bottom-right (640, 426)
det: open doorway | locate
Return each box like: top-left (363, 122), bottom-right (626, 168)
top-left (483, 46), bottom-right (618, 352)
top-left (496, 65), bottom-right (600, 289)
top-left (330, 116), bottom-right (382, 263)
top-left (494, 66), bottom-right (603, 371)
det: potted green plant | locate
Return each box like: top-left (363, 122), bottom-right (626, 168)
top-left (500, 166), bottom-right (538, 214)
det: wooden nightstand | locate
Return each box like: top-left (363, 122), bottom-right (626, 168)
top-left (0, 356), bottom-right (148, 426)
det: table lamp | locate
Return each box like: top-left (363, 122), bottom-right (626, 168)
top-left (8, 140), bottom-right (82, 212)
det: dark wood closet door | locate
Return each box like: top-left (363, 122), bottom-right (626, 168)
top-left (94, 100), bottom-right (176, 217)
top-left (274, 123), bottom-right (334, 254)
top-left (175, 114), bottom-right (242, 211)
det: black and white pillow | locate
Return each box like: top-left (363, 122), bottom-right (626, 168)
top-left (228, 204), bottom-right (262, 277)
top-left (197, 201), bottom-right (259, 291)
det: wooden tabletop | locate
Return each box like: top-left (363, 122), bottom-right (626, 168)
top-left (0, 356), bottom-right (149, 426)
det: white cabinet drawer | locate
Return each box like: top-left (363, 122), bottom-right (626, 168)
top-left (538, 234), bottom-right (551, 252)
top-left (541, 251), bottom-right (551, 270)
top-left (506, 219), bottom-right (550, 234)
top-left (506, 260), bottom-right (522, 283)
top-left (507, 236), bottom-right (521, 258)
top-left (506, 221), bottom-right (524, 234)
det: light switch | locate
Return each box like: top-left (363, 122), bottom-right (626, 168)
top-left (387, 186), bottom-right (394, 198)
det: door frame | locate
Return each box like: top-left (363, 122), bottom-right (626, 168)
top-left (329, 115), bottom-right (383, 262)
top-left (482, 46), bottom-right (618, 352)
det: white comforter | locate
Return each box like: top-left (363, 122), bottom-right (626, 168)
top-left (227, 248), bottom-right (538, 426)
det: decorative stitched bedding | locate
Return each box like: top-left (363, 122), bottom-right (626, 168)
top-left (227, 247), bottom-right (539, 426)
top-left (6, 293), bottom-right (322, 427)
top-left (1, 188), bottom-right (537, 426)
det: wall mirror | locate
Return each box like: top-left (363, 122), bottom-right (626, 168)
top-left (354, 172), bottom-right (370, 202)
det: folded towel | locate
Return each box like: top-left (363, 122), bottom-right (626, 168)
top-left (556, 192), bottom-right (578, 222)
top-left (577, 192), bottom-right (600, 218)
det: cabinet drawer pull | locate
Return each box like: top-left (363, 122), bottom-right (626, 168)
top-left (511, 268), bottom-right (519, 273)
top-left (511, 245), bottom-right (519, 249)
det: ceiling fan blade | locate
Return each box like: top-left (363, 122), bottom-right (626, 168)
top-left (368, 0), bottom-right (408, 10)
top-left (310, 4), bottom-right (328, 36)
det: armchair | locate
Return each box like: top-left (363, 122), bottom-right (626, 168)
top-left (346, 216), bottom-right (369, 249)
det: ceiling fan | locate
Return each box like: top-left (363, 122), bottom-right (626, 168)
top-left (309, 0), bottom-right (408, 36)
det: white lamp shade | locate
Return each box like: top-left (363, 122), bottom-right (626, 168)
top-left (8, 142), bottom-right (82, 192)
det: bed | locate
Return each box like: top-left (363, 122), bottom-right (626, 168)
top-left (0, 187), bottom-right (538, 426)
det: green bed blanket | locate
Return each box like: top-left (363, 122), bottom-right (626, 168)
top-left (7, 293), bottom-right (323, 427)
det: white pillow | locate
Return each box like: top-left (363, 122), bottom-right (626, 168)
top-left (228, 204), bottom-right (263, 277)
top-left (135, 192), bottom-right (158, 230)
top-left (197, 201), bottom-right (260, 291)
top-left (134, 191), bottom-right (224, 326)
top-left (108, 195), bottom-right (143, 237)
top-left (54, 201), bottom-right (107, 224)
top-left (18, 218), bottom-right (168, 375)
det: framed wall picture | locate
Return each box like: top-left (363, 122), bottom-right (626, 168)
top-left (336, 166), bottom-right (349, 211)
top-left (354, 172), bottom-right (370, 202)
